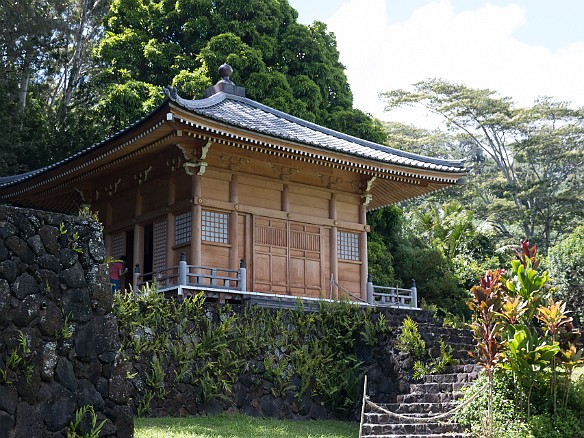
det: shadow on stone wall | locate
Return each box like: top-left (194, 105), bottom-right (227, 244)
top-left (0, 206), bottom-right (132, 438)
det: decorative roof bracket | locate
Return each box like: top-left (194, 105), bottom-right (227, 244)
top-left (359, 176), bottom-right (377, 206)
top-left (177, 139), bottom-right (213, 176)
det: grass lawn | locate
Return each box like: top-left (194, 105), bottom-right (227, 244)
top-left (134, 414), bottom-right (358, 438)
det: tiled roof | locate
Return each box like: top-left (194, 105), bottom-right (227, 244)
top-left (0, 88), bottom-right (465, 189)
top-left (169, 90), bottom-right (466, 173)
top-left (0, 103), bottom-right (166, 188)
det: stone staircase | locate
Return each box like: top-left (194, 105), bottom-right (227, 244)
top-left (360, 325), bottom-right (481, 438)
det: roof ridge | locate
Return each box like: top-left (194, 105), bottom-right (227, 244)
top-left (169, 91), bottom-right (465, 170)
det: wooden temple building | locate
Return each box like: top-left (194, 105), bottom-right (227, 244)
top-left (0, 67), bottom-right (466, 307)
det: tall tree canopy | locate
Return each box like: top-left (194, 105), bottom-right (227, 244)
top-left (381, 79), bottom-right (584, 252)
top-left (94, 0), bottom-right (386, 141)
top-left (0, 0), bottom-right (386, 174)
top-left (0, 0), bottom-right (111, 174)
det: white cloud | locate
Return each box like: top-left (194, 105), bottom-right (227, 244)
top-left (327, 0), bottom-right (584, 127)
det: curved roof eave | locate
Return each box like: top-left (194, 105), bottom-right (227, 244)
top-left (0, 98), bottom-right (171, 189)
top-left (167, 89), bottom-right (467, 174)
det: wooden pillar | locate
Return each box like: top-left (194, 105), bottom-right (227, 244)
top-left (166, 176), bottom-right (176, 269)
top-left (329, 193), bottom-right (339, 300)
top-left (191, 174), bottom-right (202, 266)
top-left (133, 189), bottom-right (144, 289)
top-left (229, 175), bottom-right (239, 271)
top-left (281, 183), bottom-right (289, 212)
top-left (359, 203), bottom-right (368, 301)
top-left (104, 201), bottom-right (113, 257)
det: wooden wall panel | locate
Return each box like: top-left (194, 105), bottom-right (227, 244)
top-left (174, 172), bottom-right (192, 201)
top-left (201, 243), bottom-right (229, 269)
top-left (337, 198), bottom-right (360, 223)
top-left (111, 191), bottom-right (135, 223)
top-left (141, 179), bottom-right (168, 213)
top-left (201, 174), bottom-right (230, 202)
top-left (289, 192), bottom-right (328, 218)
top-left (239, 180), bottom-right (281, 210)
top-left (338, 261), bottom-right (361, 301)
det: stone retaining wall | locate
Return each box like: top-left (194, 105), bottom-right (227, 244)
top-left (0, 206), bottom-right (131, 438)
top-left (0, 205), bottom-right (471, 435)
top-left (118, 300), bottom-right (441, 421)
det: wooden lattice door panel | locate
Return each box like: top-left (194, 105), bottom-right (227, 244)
top-left (253, 218), bottom-right (323, 296)
top-left (153, 218), bottom-right (167, 273)
top-left (289, 223), bottom-right (322, 297)
top-left (111, 232), bottom-right (125, 258)
top-left (253, 218), bottom-right (288, 293)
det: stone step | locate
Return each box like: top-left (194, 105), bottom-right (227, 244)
top-left (361, 432), bottom-right (472, 438)
top-left (443, 364), bottom-right (482, 374)
top-left (423, 372), bottom-right (479, 383)
top-left (409, 382), bottom-right (469, 394)
top-left (397, 391), bottom-right (465, 404)
top-left (362, 421), bottom-right (464, 435)
top-left (378, 401), bottom-right (458, 415)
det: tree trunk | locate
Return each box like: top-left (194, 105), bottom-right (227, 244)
top-left (17, 64), bottom-right (30, 129)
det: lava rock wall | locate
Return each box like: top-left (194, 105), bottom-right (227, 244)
top-left (0, 206), bottom-right (132, 438)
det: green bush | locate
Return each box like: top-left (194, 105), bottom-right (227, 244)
top-left (455, 371), bottom-right (584, 437)
top-left (113, 288), bottom-right (391, 417)
top-left (396, 316), bottom-right (426, 359)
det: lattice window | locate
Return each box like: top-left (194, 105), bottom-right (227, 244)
top-left (202, 210), bottom-right (229, 243)
top-left (175, 211), bottom-right (192, 245)
top-left (111, 232), bottom-right (125, 258)
top-left (255, 225), bottom-right (287, 247)
top-left (153, 219), bottom-right (167, 272)
top-left (337, 231), bottom-right (359, 261)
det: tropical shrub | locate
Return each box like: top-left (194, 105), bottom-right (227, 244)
top-left (460, 240), bottom-right (584, 437)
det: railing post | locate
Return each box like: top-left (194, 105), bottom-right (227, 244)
top-left (133, 264), bottom-right (140, 295)
top-left (330, 273), bottom-right (334, 300)
top-left (367, 274), bottom-right (374, 305)
top-left (179, 252), bottom-right (187, 286)
top-left (239, 259), bottom-right (247, 292)
top-left (411, 279), bottom-right (418, 308)
top-left (211, 268), bottom-right (217, 286)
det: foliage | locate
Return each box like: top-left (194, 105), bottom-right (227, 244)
top-left (367, 201), bottom-right (501, 317)
top-left (464, 240), bottom-right (584, 437)
top-left (113, 287), bottom-right (393, 417)
top-left (134, 413), bottom-right (358, 438)
top-left (92, 0), bottom-right (386, 141)
top-left (67, 405), bottom-right (106, 438)
top-left (0, 0), bottom-right (110, 174)
top-left (455, 372), bottom-right (534, 438)
top-left (548, 224), bottom-right (584, 324)
top-left (381, 80), bottom-right (584, 252)
top-left (412, 339), bottom-right (459, 380)
top-left (455, 372), bottom-right (584, 438)
top-left (396, 316), bottom-right (426, 359)
top-left (0, 330), bottom-right (33, 384)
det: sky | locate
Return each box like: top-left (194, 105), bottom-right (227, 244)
top-left (288, 0), bottom-right (584, 128)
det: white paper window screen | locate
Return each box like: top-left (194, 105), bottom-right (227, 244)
top-left (202, 210), bottom-right (228, 243)
top-left (175, 211), bottom-right (192, 245)
top-left (337, 231), bottom-right (359, 261)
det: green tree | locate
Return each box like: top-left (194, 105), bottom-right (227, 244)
top-left (95, 0), bottom-right (386, 141)
top-left (548, 224), bottom-right (584, 324)
top-left (381, 80), bottom-right (584, 251)
top-left (0, 0), bottom-right (110, 173)
top-left (367, 204), bottom-right (471, 315)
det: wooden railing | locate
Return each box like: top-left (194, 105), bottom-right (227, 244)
top-left (329, 274), bottom-right (418, 309)
top-left (366, 279), bottom-right (418, 309)
top-left (134, 253), bottom-right (247, 294)
top-left (134, 256), bottom-right (416, 309)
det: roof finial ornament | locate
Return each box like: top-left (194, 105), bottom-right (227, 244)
top-left (218, 63), bottom-right (234, 84)
top-left (203, 62), bottom-right (245, 98)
